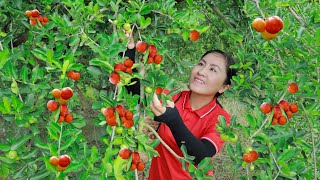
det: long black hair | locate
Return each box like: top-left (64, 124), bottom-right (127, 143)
top-left (201, 50), bottom-right (238, 107)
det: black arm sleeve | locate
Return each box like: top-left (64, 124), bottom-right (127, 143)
top-left (120, 48), bottom-right (140, 96)
top-left (154, 107), bottom-right (217, 164)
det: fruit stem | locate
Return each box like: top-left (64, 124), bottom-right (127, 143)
top-left (144, 123), bottom-right (183, 161)
top-left (250, 114), bottom-right (271, 139)
top-left (0, 41), bottom-right (3, 51)
top-left (58, 123), bottom-right (63, 156)
top-left (299, 102), bottom-right (317, 179)
top-left (269, 146), bottom-right (281, 179)
top-left (252, 0), bottom-right (265, 19)
top-left (110, 126), bottom-right (116, 142)
top-left (135, 169), bottom-right (138, 180)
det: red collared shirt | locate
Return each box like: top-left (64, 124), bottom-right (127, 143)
top-left (148, 90), bottom-right (231, 180)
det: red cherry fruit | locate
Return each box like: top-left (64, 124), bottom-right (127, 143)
top-left (119, 148), bottom-right (131, 159)
top-left (43, 17), bottom-right (49, 23)
top-left (249, 151), bottom-right (258, 161)
top-left (29, 19), bottom-right (37, 26)
top-left (25, 10), bottom-right (32, 17)
top-left (123, 120), bottom-right (134, 128)
top-left (137, 162), bottom-right (145, 171)
top-left (189, 30), bottom-right (200, 41)
top-left (278, 100), bottom-right (289, 111)
top-left (154, 54), bottom-right (163, 64)
top-left (58, 155), bottom-right (71, 167)
top-left (49, 156), bottom-right (59, 166)
top-left (260, 102), bottom-right (272, 114)
top-left (136, 41), bottom-right (147, 53)
top-left (287, 83), bottom-right (298, 94)
top-left (31, 9), bottom-right (40, 18)
top-left (67, 71), bottom-right (76, 79)
top-left (61, 87), bottom-right (73, 100)
top-left (124, 58), bottom-right (134, 68)
top-left (131, 152), bottom-right (140, 164)
top-left (271, 117), bottom-right (278, 125)
top-left (109, 71), bottom-right (120, 85)
top-left (73, 72), bottom-right (80, 81)
top-left (103, 107), bottom-right (115, 118)
top-left (47, 100), bottom-right (59, 112)
top-left (278, 116), bottom-right (287, 125)
top-left (130, 163), bottom-right (137, 171)
top-left (106, 115), bottom-right (117, 126)
top-left (251, 18), bottom-right (266, 32)
top-left (64, 113), bottom-right (73, 123)
top-left (58, 115), bottom-right (65, 123)
top-left (125, 111), bottom-right (133, 120)
top-left (115, 105), bottom-right (126, 117)
top-left (125, 68), bottom-right (133, 74)
top-left (60, 104), bottom-right (69, 116)
top-left (243, 153), bottom-right (252, 163)
top-left (273, 105), bottom-right (282, 119)
top-left (56, 165), bottom-right (67, 172)
top-left (286, 110), bottom-right (293, 118)
top-left (120, 116), bottom-right (127, 124)
top-left (147, 56), bottom-right (154, 64)
top-left (265, 16), bottom-right (283, 34)
top-left (289, 103), bottom-right (298, 113)
top-left (114, 63), bottom-right (126, 72)
top-left (155, 87), bottom-right (163, 95)
top-left (148, 45), bottom-right (157, 57)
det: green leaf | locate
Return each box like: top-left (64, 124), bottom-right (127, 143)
top-left (69, 36), bottom-right (80, 46)
top-left (29, 171), bottom-right (51, 180)
top-left (198, 157), bottom-right (210, 170)
top-left (139, 16), bottom-right (151, 29)
top-left (140, 4), bottom-right (151, 15)
top-left (2, 97), bottom-right (11, 113)
top-left (89, 58), bottom-right (113, 72)
top-left (186, 0), bottom-right (194, 6)
top-left (246, 113), bottom-right (256, 128)
top-left (0, 48), bottom-right (10, 70)
top-left (218, 115), bottom-right (227, 128)
top-left (0, 144), bottom-right (11, 152)
top-left (278, 149), bottom-right (299, 162)
top-left (11, 134), bottom-right (32, 150)
top-left (20, 66), bottom-right (29, 82)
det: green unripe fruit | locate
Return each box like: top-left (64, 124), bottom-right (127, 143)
top-left (145, 86), bottom-right (152, 94)
top-left (123, 23), bottom-right (131, 31)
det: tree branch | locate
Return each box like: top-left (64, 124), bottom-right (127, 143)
top-left (251, 0), bottom-right (265, 19)
top-left (206, 2), bottom-right (234, 29)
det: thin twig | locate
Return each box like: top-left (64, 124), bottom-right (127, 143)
top-left (144, 123), bottom-right (182, 160)
top-left (275, 48), bottom-right (285, 68)
top-left (287, 7), bottom-right (305, 26)
top-left (58, 124), bottom-right (63, 155)
top-left (135, 169), bottom-right (138, 180)
top-left (151, 10), bottom-right (174, 20)
top-left (206, 2), bottom-right (234, 29)
top-left (80, 29), bottom-right (100, 47)
top-left (0, 41), bottom-right (3, 51)
top-left (250, 114), bottom-right (270, 139)
top-left (252, 0), bottom-right (265, 19)
top-left (300, 102), bottom-right (317, 179)
top-left (89, 8), bottom-right (108, 21)
top-left (269, 147), bottom-right (281, 180)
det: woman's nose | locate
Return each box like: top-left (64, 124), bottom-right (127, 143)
top-left (197, 67), bottom-right (206, 76)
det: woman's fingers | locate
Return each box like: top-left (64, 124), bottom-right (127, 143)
top-left (151, 93), bottom-right (166, 115)
top-left (166, 100), bottom-right (175, 108)
top-left (150, 102), bottom-right (162, 116)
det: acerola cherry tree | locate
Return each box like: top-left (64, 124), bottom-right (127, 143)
top-left (0, 0), bottom-right (319, 179)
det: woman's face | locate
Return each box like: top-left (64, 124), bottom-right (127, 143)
top-left (189, 53), bottom-right (230, 96)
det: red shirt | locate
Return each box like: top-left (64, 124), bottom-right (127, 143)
top-left (148, 90), bottom-right (231, 180)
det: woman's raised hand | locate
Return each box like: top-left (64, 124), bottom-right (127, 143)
top-left (150, 93), bottom-right (175, 116)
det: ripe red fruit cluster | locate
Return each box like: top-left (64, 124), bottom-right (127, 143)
top-left (47, 88), bottom-right (74, 123)
top-left (102, 105), bottom-right (134, 128)
top-left (119, 150), bottom-right (145, 171)
top-left (49, 155), bottom-right (71, 172)
top-left (260, 100), bottom-right (299, 126)
top-left (25, 9), bottom-right (49, 26)
top-left (135, 42), bottom-right (163, 65)
top-left (67, 70), bottom-right (80, 81)
top-left (252, 16), bottom-right (283, 40)
top-left (243, 150), bottom-right (258, 163)
top-left (109, 58), bottom-right (134, 85)
top-left (189, 30), bottom-right (200, 41)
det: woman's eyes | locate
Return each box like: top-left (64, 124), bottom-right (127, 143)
top-left (197, 62), bottom-right (217, 72)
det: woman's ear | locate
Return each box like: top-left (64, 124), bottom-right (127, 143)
top-left (218, 84), bottom-right (230, 94)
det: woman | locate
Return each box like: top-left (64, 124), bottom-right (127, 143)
top-left (123, 38), bottom-right (237, 179)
